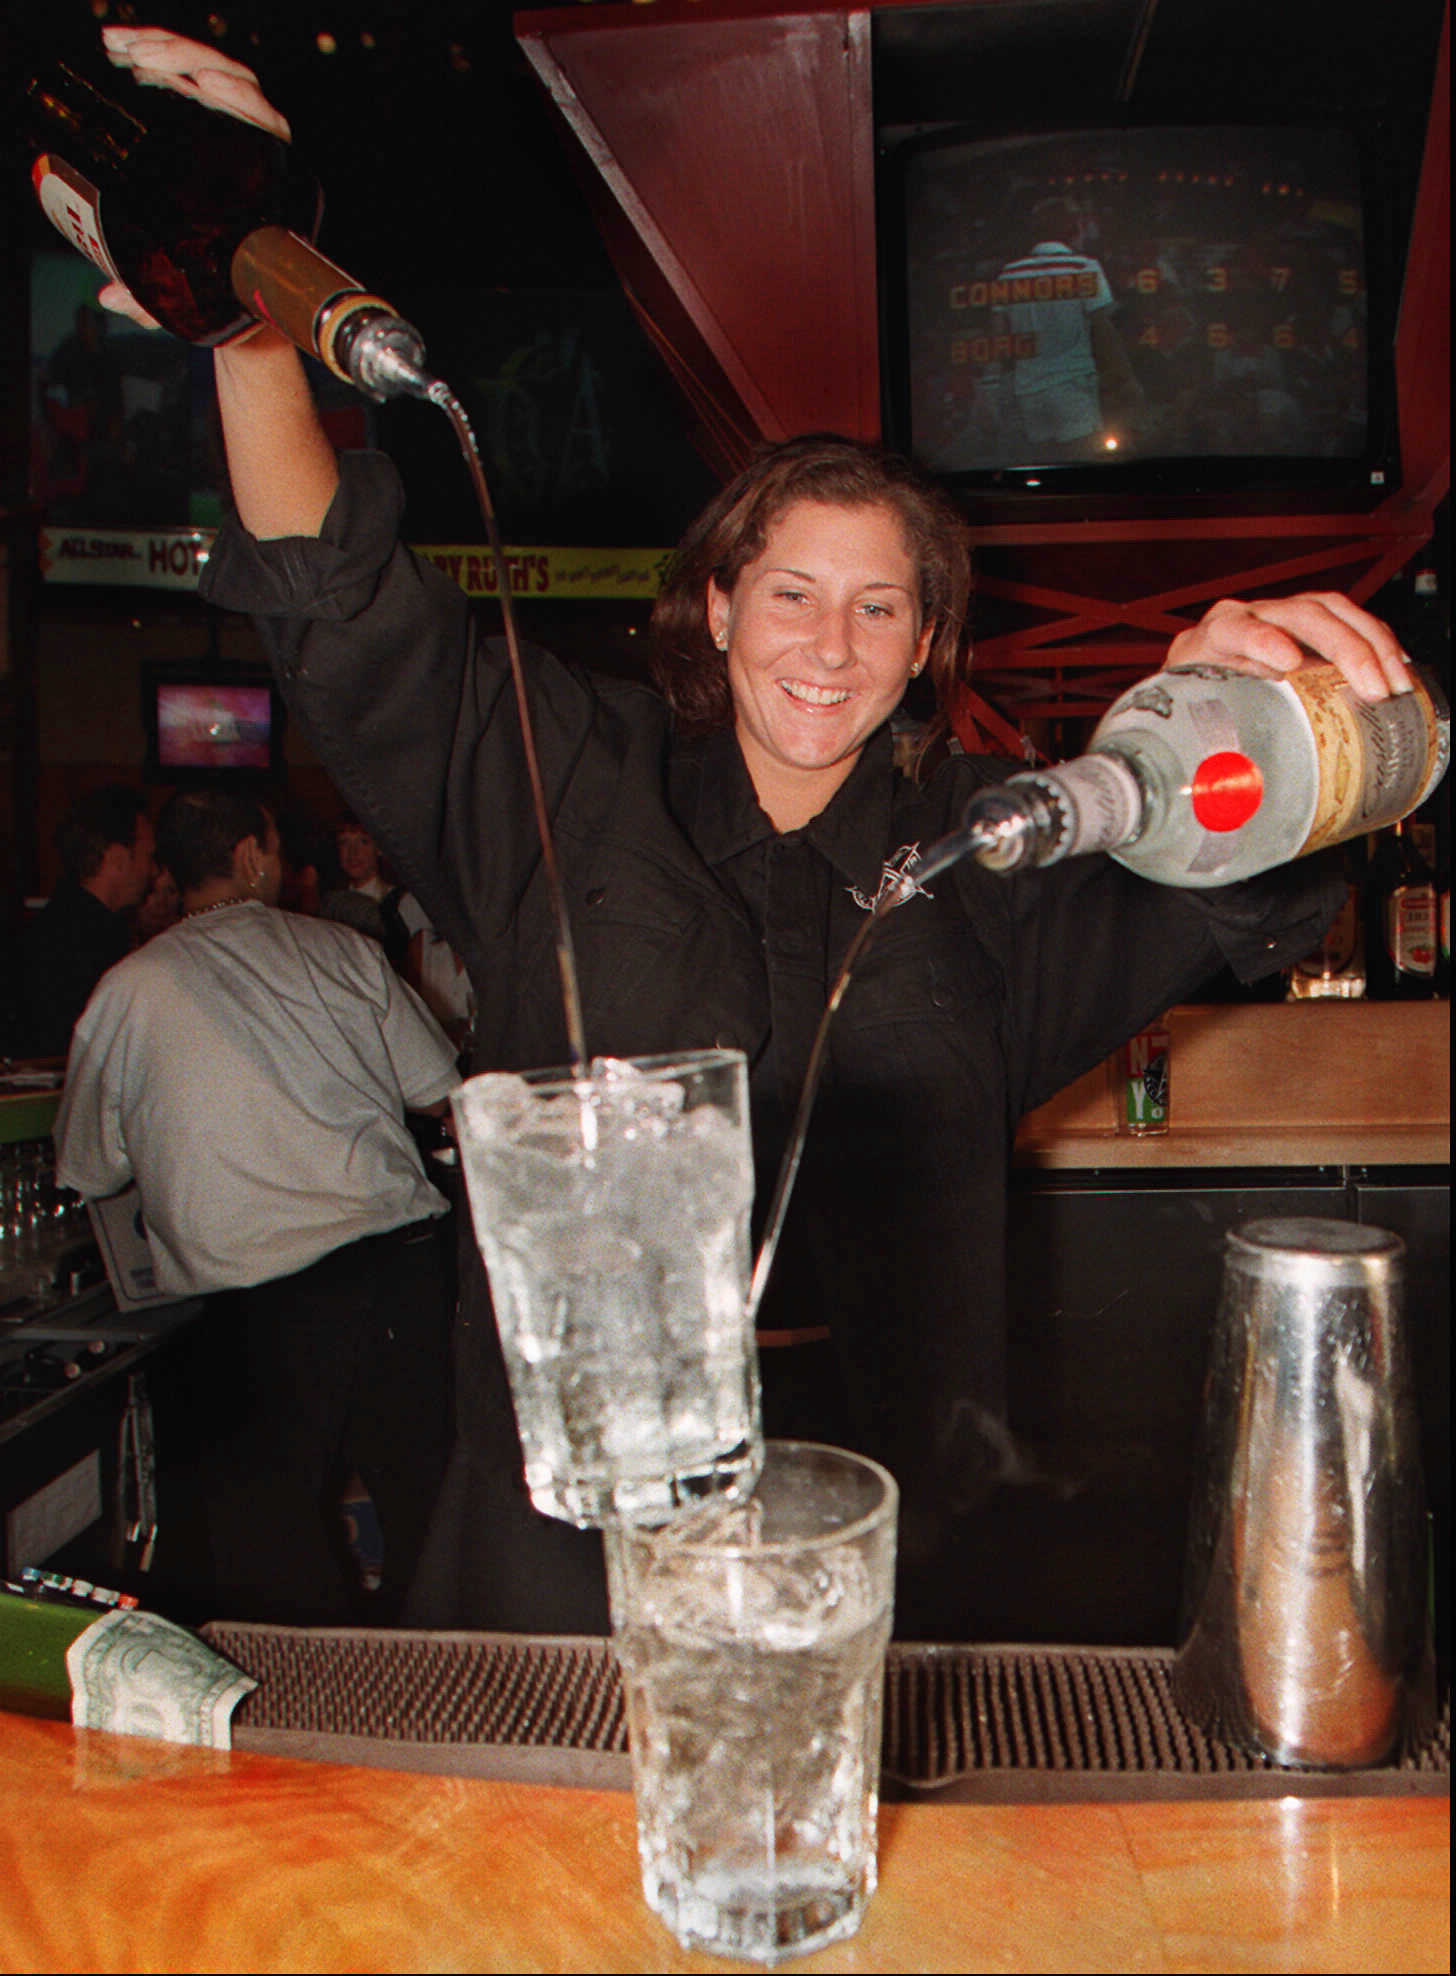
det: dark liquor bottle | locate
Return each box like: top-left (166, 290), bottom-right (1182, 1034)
top-left (1364, 818), bottom-right (1439, 998)
top-left (26, 57), bottom-right (434, 400)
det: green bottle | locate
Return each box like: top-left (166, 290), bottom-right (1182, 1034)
top-left (0, 1587), bottom-right (103, 1719)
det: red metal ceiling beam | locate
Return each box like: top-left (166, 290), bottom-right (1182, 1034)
top-left (516, 2), bottom-right (879, 462)
top-left (971, 533), bottom-right (1432, 659)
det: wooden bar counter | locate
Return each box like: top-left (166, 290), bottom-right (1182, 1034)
top-left (1014, 1001), bottom-right (1449, 1169)
top-left (2, 1004), bottom-right (1445, 1971)
top-left (0, 1709), bottom-right (1448, 1974)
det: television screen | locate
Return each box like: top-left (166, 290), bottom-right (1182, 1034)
top-left (144, 668), bottom-right (283, 783)
top-left (885, 124), bottom-right (1385, 495)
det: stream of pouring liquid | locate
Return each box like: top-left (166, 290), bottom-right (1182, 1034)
top-left (431, 382), bottom-right (589, 1079)
top-left (743, 848), bottom-right (951, 1326)
top-left (432, 384), bottom-right (968, 1317)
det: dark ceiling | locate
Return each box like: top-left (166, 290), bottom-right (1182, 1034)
top-left (11, 0), bottom-right (1446, 292)
top-left (873, 0), bottom-right (1444, 129)
top-left (4, 0), bottom-right (1446, 539)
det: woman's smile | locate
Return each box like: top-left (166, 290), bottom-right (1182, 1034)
top-left (778, 678), bottom-right (853, 707)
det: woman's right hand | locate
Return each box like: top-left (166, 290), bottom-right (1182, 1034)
top-left (94, 26), bottom-right (292, 332)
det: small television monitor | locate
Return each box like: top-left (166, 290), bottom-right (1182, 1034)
top-left (142, 663), bottom-right (285, 785)
top-left (880, 122), bottom-right (1398, 509)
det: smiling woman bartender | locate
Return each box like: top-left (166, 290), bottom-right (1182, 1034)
top-left (93, 27), bottom-right (1418, 1640)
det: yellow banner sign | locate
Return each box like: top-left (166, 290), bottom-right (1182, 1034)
top-left (38, 528), bottom-right (671, 600)
top-left (415, 546), bottom-right (671, 600)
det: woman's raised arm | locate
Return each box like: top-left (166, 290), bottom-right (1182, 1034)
top-left (93, 25), bottom-right (340, 540)
top-left (212, 329), bottom-right (340, 540)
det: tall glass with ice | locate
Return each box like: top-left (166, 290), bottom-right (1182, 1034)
top-left (451, 1050), bottom-right (760, 1527)
top-left (607, 1441), bottom-right (898, 1964)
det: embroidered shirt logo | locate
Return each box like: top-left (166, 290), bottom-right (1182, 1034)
top-left (848, 843), bottom-right (933, 913)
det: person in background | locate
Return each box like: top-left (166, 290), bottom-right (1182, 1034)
top-left (321, 813), bottom-right (429, 973)
top-left (53, 785), bottom-right (461, 1624)
top-left (991, 196), bottom-right (1144, 459)
top-left (17, 783), bottom-right (155, 1058)
top-left (133, 861), bottom-right (181, 943)
top-left (325, 812), bottom-right (475, 1048)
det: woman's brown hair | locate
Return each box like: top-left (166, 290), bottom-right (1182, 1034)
top-left (649, 434), bottom-right (973, 758)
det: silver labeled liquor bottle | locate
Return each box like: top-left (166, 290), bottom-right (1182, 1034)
top-left (958, 661), bottom-right (1449, 889)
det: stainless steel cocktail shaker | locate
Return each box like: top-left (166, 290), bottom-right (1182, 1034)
top-left (1172, 1218), bottom-right (1432, 1768)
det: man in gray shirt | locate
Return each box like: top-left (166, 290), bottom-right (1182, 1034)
top-left (56, 786), bottom-right (462, 1624)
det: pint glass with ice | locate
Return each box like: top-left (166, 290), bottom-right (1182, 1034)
top-left (607, 1441), bottom-right (898, 1963)
top-left (451, 1049), bottom-right (760, 1527)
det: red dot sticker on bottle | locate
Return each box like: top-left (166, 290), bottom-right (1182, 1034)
top-left (1191, 751), bottom-right (1263, 831)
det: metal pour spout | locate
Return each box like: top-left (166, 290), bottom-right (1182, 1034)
top-left (900, 794), bottom-right (1039, 890)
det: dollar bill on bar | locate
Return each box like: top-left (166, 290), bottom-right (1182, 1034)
top-left (65, 1608), bottom-right (256, 1748)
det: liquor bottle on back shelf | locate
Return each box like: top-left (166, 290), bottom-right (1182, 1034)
top-left (905, 659), bottom-right (1450, 893)
top-left (1365, 816), bottom-right (1440, 998)
top-left (26, 53), bottom-right (435, 401)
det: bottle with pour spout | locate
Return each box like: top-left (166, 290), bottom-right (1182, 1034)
top-left (919, 660), bottom-right (1449, 890)
top-left (26, 53), bottom-right (435, 402)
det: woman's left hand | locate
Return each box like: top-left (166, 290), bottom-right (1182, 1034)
top-left (1165, 591), bottom-right (1414, 701)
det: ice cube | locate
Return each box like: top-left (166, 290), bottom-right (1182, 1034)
top-left (451, 1070), bottom-right (533, 1143)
